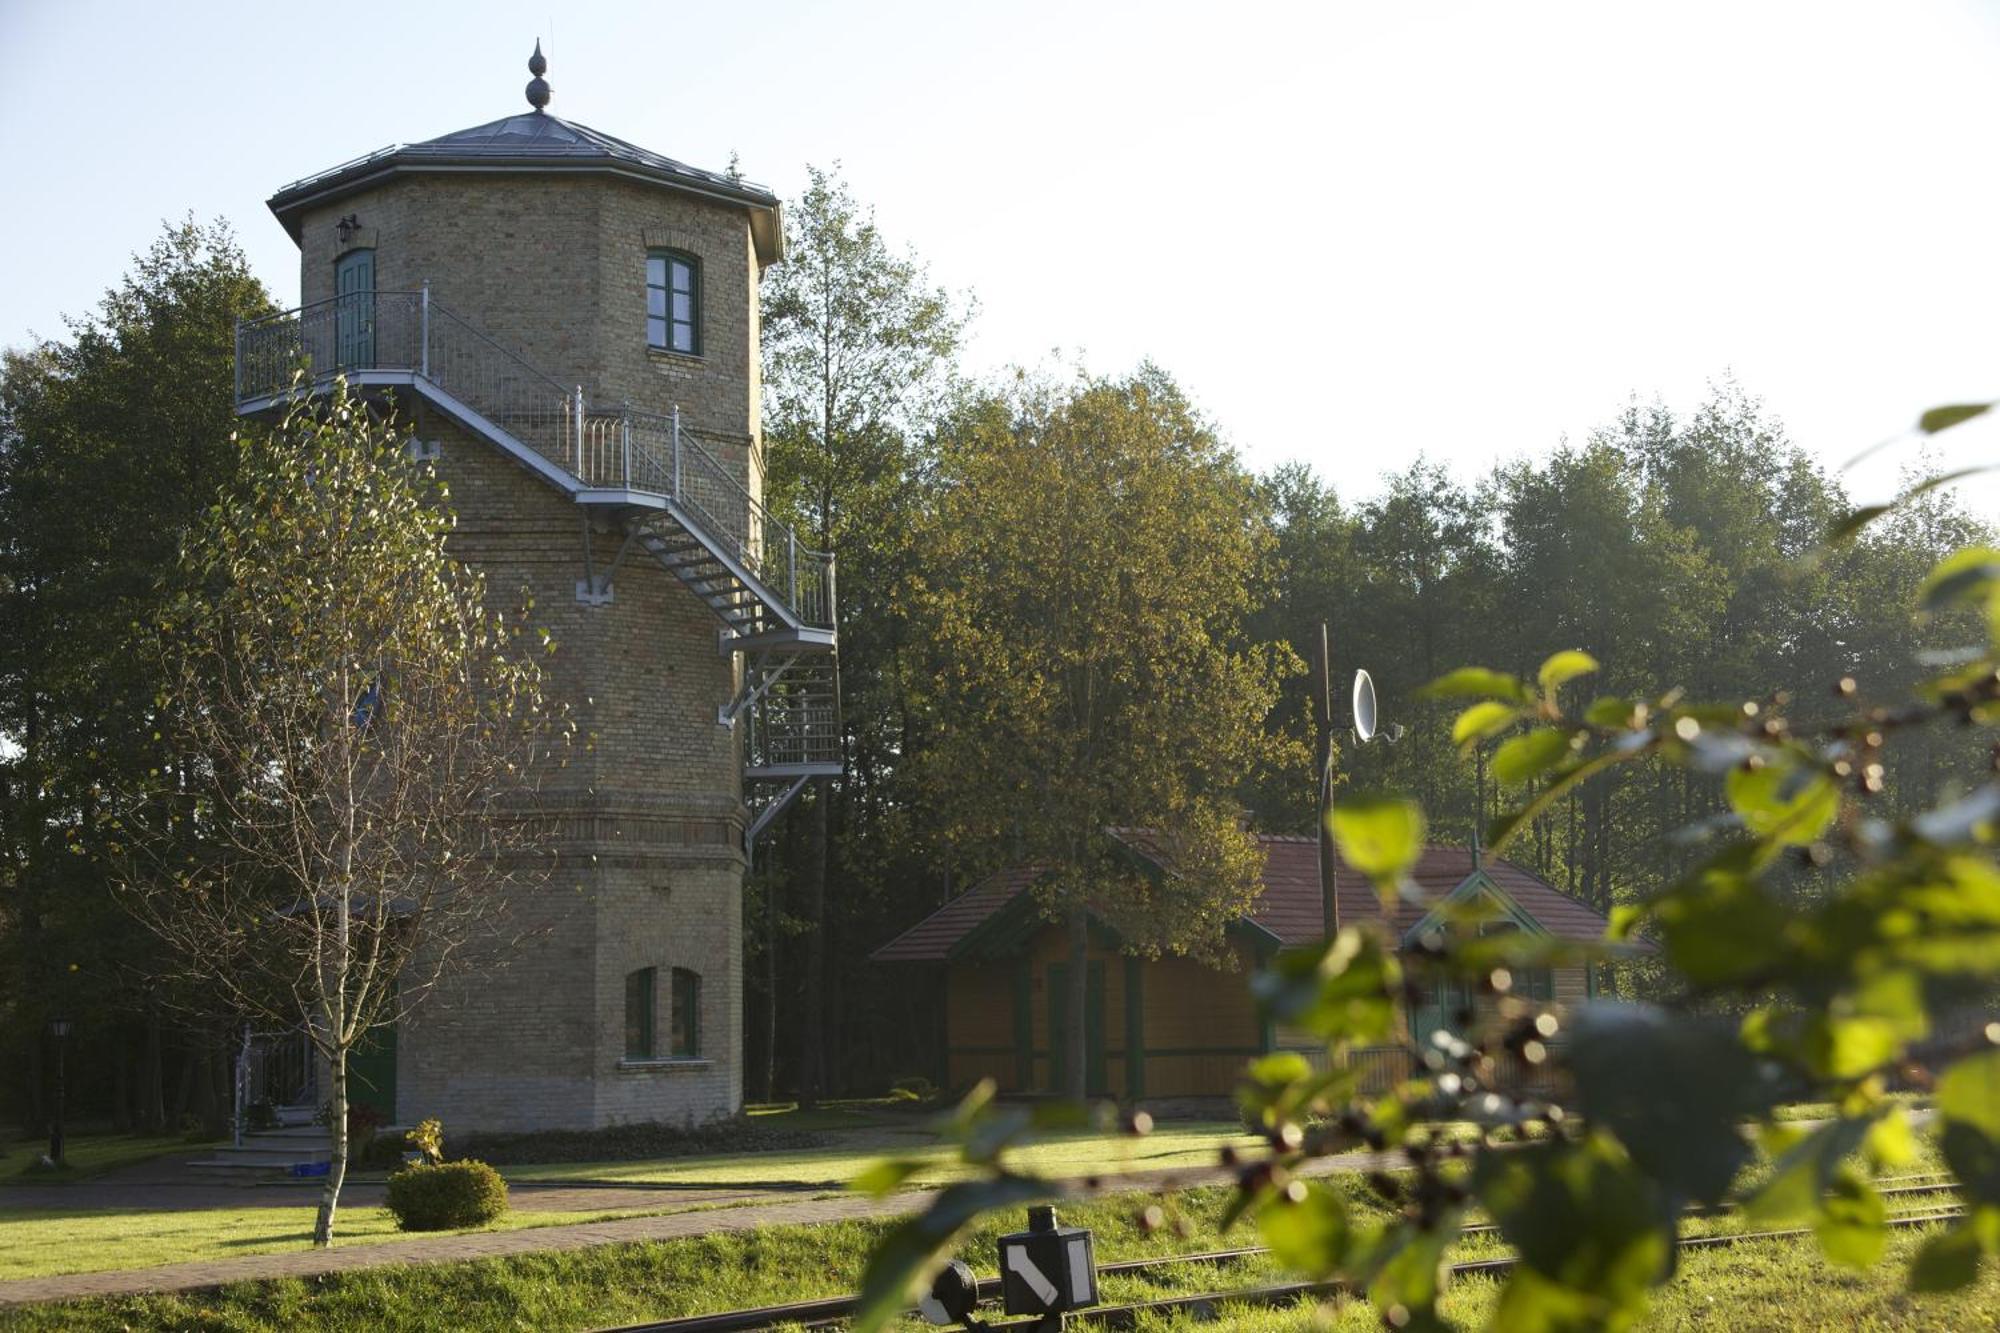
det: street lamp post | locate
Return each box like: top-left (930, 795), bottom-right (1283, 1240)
top-left (47, 1015), bottom-right (72, 1167)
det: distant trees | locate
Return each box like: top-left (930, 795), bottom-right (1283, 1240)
top-left (1254, 380), bottom-right (1989, 971)
top-left (758, 164), bottom-right (970, 1105)
top-left (0, 219), bottom-right (272, 1135)
top-left (904, 368), bottom-right (1302, 1099)
top-left (121, 384), bottom-right (563, 1245)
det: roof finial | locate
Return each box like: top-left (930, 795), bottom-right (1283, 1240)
top-left (526, 39), bottom-right (551, 112)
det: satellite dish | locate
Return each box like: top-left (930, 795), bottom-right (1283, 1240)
top-left (1353, 669), bottom-right (1379, 743)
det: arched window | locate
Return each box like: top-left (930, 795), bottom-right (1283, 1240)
top-left (646, 250), bottom-right (701, 355)
top-left (623, 967), bottom-right (656, 1060)
top-left (670, 967), bottom-right (701, 1058)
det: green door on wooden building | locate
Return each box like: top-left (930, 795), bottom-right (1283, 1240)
top-left (1047, 960), bottom-right (1107, 1096)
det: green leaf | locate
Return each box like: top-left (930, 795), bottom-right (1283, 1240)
top-left (1921, 547), bottom-right (2000, 614)
top-left (1908, 1220), bottom-right (1985, 1292)
top-left (1724, 762), bottom-right (1840, 846)
top-left (1537, 650), bottom-right (1600, 695)
top-left (1452, 700), bottom-right (1521, 747)
top-left (1419, 667), bottom-right (1531, 702)
top-left (1256, 1181), bottom-right (1350, 1277)
top-left (1650, 855), bottom-right (1792, 988)
top-left (851, 1157), bottom-right (929, 1198)
top-left (1919, 402), bottom-right (1993, 434)
top-left (1330, 796), bottom-right (1425, 890)
top-left (1743, 1117), bottom-right (1874, 1226)
top-left (1475, 1134), bottom-right (1672, 1308)
top-left (852, 1175), bottom-right (1051, 1333)
top-left (1940, 1048), bottom-right (2000, 1140)
top-left (1567, 1005), bottom-right (1771, 1204)
top-left (1251, 927), bottom-right (1400, 1045)
top-left (1584, 695), bottom-right (1639, 728)
top-left (1492, 729), bottom-right (1577, 787)
top-left (1938, 1049), bottom-right (2000, 1206)
top-left (1814, 1171), bottom-right (1887, 1269)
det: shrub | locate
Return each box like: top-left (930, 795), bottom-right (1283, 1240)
top-left (384, 1159), bottom-right (509, 1231)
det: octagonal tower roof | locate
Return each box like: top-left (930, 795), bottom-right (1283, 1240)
top-left (267, 45), bottom-right (783, 264)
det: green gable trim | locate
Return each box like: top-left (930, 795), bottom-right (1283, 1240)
top-left (1012, 960), bottom-right (1033, 1088)
top-left (1123, 956), bottom-right (1145, 1102)
top-left (1400, 868), bottom-right (1549, 948)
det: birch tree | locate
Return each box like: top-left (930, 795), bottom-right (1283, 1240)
top-left (121, 382), bottom-right (565, 1245)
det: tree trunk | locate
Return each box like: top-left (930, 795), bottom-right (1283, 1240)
top-left (793, 780), bottom-right (828, 1109)
top-left (142, 1013), bottom-right (166, 1133)
top-left (1065, 908), bottom-right (1088, 1102)
top-left (112, 1034), bottom-right (132, 1133)
top-left (761, 856), bottom-right (780, 1105)
top-left (313, 1050), bottom-right (349, 1248)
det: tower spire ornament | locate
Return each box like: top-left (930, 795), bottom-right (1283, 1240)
top-left (526, 40), bottom-right (551, 111)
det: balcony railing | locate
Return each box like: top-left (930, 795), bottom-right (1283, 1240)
top-left (235, 290), bottom-right (836, 631)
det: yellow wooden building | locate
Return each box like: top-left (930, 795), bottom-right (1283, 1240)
top-left (870, 835), bottom-right (1614, 1100)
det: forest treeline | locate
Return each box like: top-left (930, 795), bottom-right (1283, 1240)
top-left (0, 194), bottom-right (1987, 1128)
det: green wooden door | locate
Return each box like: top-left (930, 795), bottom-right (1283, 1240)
top-left (334, 249), bottom-right (375, 369)
top-left (1046, 960), bottom-right (1107, 1096)
top-left (349, 1012), bottom-right (397, 1121)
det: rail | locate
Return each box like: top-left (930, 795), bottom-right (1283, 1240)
top-left (235, 290), bottom-right (835, 629)
top-left (599, 1175), bottom-right (1967, 1333)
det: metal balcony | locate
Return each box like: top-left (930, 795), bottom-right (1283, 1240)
top-left (235, 289), bottom-right (841, 790)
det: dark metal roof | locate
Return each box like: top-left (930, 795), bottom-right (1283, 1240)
top-left (267, 111), bottom-right (783, 263)
top-left (869, 834), bottom-right (1624, 963)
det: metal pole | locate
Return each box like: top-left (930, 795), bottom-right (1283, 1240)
top-left (419, 282), bottom-right (430, 379)
top-left (49, 1031), bottom-right (66, 1167)
top-left (789, 530), bottom-right (798, 606)
top-left (672, 405), bottom-right (683, 497)
top-left (573, 385), bottom-right (585, 476)
top-left (1320, 624), bottom-right (1336, 944)
top-left (621, 404), bottom-right (632, 487)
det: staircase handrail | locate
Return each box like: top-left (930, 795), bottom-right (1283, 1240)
top-left (234, 293), bottom-right (836, 629)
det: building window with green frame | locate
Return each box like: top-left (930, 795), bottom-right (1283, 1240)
top-left (646, 250), bottom-right (700, 355)
top-left (670, 967), bottom-right (701, 1058)
top-left (624, 967), bottom-right (656, 1060)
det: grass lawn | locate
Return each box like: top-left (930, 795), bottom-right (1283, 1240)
top-left (744, 1097), bottom-right (920, 1132)
top-left (0, 1133), bottom-right (214, 1186)
top-left (0, 1200), bottom-right (683, 1282)
top-left (501, 1120), bottom-right (1263, 1188)
top-left (0, 1133), bottom-right (1976, 1331)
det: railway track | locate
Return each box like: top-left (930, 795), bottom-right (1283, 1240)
top-left (599, 1174), bottom-right (1964, 1333)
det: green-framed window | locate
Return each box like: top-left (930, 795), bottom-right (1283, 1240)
top-left (646, 250), bottom-right (700, 355)
top-left (670, 967), bottom-right (701, 1058)
top-left (624, 967), bottom-right (656, 1060)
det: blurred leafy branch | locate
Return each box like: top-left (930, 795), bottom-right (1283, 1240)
top-left (848, 399), bottom-right (2000, 1331)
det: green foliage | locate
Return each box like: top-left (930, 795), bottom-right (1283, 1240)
top-left (382, 1159), bottom-right (509, 1232)
top-left (852, 392), bottom-right (2000, 1330)
top-left (407, 1118), bottom-right (445, 1166)
top-left (902, 367), bottom-right (1302, 1095)
top-left (0, 219), bottom-right (273, 1126)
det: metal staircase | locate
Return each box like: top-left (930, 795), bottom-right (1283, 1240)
top-left (235, 288), bottom-right (838, 841)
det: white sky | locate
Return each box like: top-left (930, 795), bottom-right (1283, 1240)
top-left (4, 0), bottom-right (1999, 513)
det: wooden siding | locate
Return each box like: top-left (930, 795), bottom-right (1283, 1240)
top-left (943, 927), bottom-right (1269, 1098)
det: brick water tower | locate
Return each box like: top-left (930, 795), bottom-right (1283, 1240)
top-left (233, 45), bottom-right (838, 1131)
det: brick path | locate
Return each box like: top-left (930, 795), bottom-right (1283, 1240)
top-left (0, 1151), bottom-right (1388, 1309)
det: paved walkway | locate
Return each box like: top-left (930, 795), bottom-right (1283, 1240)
top-left (0, 1151), bottom-right (1387, 1309)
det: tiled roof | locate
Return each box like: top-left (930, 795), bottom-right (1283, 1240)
top-left (869, 834), bottom-right (1616, 963)
top-left (266, 111), bottom-right (782, 259)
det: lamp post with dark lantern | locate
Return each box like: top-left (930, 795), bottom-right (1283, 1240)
top-left (47, 1015), bottom-right (72, 1167)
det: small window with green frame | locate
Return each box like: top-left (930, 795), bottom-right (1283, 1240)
top-left (623, 967), bottom-right (656, 1060)
top-left (670, 967), bottom-right (701, 1058)
top-left (646, 250), bottom-right (700, 355)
